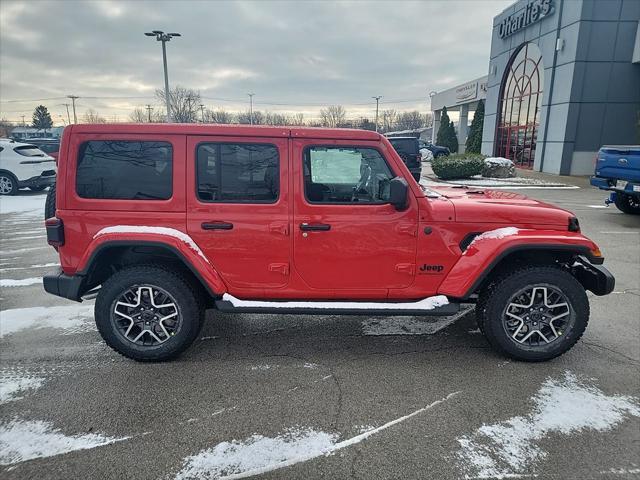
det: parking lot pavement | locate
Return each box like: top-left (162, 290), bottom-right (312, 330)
top-left (1, 187), bottom-right (639, 480)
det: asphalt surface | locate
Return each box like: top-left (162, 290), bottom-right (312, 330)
top-left (1, 180), bottom-right (639, 480)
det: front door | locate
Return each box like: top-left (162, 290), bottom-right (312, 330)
top-left (186, 135), bottom-right (290, 291)
top-left (292, 139), bottom-right (418, 293)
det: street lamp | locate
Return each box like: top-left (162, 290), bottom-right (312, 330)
top-left (248, 93), bottom-right (255, 125)
top-left (145, 30), bottom-right (181, 122)
top-left (372, 96), bottom-right (382, 132)
top-left (429, 90), bottom-right (437, 143)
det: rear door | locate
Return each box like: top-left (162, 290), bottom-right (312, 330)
top-left (292, 139), bottom-right (418, 293)
top-left (186, 135), bottom-right (290, 290)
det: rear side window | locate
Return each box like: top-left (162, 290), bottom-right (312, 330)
top-left (196, 143), bottom-right (279, 203)
top-left (14, 145), bottom-right (46, 157)
top-left (76, 140), bottom-right (173, 200)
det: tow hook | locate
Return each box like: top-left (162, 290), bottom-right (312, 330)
top-left (604, 192), bottom-right (616, 207)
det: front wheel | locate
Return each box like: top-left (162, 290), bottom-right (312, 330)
top-left (95, 265), bottom-right (205, 362)
top-left (477, 266), bottom-right (589, 361)
top-left (0, 171), bottom-right (19, 195)
top-left (614, 192), bottom-right (640, 215)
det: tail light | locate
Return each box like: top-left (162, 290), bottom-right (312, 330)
top-left (46, 217), bottom-right (65, 249)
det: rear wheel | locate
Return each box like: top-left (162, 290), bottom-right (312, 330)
top-left (0, 171), bottom-right (18, 196)
top-left (95, 265), bottom-right (205, 362)
top-left (478, 266), bottom-right (589, 361)
top-left (613, 192), bottom-right (640, 215)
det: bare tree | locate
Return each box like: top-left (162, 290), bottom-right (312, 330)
top-left (320, 105), bottom-right (346, 128)
top-left (0, 118), bottom-right (15, 138)
top-left (395, 111), bottom-right (427, 131)
top-left (381, 109), bottom-right (397, 133)
top-left (290, 113), bottom-right (305, 126)
top-left (204, 108), bottom-right (234, 124)
top-left (82, 109), bottom-right (106, 124)
top-left (129, 108), bottom-right (146, 123)
top-left (129, 107), bottom-right (164, 123)
top-left (156, 86), bottom-right (201, 123)
top-left (264, 112), bottom-right (291, 126)
top-left (236, 110), bottom-right (264, 125)
top-left (354, 117), bottom-right (376, 131)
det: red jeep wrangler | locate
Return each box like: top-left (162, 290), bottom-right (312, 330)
top-left (44, 124), bottom-right (614, 362)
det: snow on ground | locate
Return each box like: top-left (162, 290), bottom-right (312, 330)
top-left (0, 419), bottom-right (127, 465)
top-left (483, 157), bottom-right (514, 166)
top-left (223, 293), bottom-right (449, 311)
top-left (420, 176), bottom-right (578, 189)
top-left (0, 277), bottom-right (42, 287)
top-left (0, 194), bottom-right (46, 216)
top-left (361, 307), bottom-right (473, 336)
top-left (175, 392), bottom-right (460, 480)
top-left (0, 304), bottom-right (95, 338)
top-left (0, 371), bottom-right (45, 404)
top-left (456, 371), bottom-right (640, 479)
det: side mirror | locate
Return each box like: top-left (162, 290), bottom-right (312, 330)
top-left (389, 176), bottom-right (409, 211)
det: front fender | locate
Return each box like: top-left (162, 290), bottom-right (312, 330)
top-left (437, 229), bottom-right (601, 299)
top-left (79, 227), bottom-right (227, 295)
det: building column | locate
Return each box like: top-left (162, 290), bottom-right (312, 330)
top-left (432, 110), bottom-right (441, 143)
top-left (458, 104), bottom-right (469, 153)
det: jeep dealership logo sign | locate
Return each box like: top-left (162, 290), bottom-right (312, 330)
top-left (498, 0), bottom-right (553, 39)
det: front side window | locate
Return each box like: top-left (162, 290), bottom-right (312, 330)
top-left (304, 146), bottom-right (394, 204)
top-left (76, 140), bottom-right (173, 200)
top-left (196, 143), bottom-right (279, 202)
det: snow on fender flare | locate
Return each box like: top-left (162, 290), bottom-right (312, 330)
top-left (437, 228), bottom-right (601, 299)
top-left (80, 226), bottom-right (227, 295)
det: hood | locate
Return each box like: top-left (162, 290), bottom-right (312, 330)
top-left (432, 186), bottom-right (575, 227)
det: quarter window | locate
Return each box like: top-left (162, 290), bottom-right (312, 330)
top-left (304, 146), bottom-right (394, 204)
top-left (76, 140), bottom-right (173, 200)
top-left (196, 143), bottom-right (279, 202)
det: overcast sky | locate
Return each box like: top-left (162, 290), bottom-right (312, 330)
top-left (1, 0), bottom-right (511, 125)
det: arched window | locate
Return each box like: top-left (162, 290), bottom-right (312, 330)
top-left (496, 43), bottom-right (543, 169)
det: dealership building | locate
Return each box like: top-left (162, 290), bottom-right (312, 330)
top-left (432, 0), bottom-right (640, 175)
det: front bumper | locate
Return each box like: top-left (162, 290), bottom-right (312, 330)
top-left (43, 268), bottom-right (85, 302)
top-left (19, 171), bottom-right (56, 188)
top-left (572, 256), bottom-right (615, 296)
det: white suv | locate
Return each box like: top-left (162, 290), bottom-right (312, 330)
top-left (0, 139), bottom-right (57, 195)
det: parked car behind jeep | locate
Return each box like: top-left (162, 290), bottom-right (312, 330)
top-left (590, 145), bottom-right (640, 214)
top-left (44, 124), bottom-right (613, 363)
top-left (386, 136), bottom-right (422, 181)
top-left (0, 138), bottom-right (57, 195)
top-left (418, 139), bottom-right (450, 158)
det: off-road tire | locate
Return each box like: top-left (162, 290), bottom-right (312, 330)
top-left (44, 183), bottom-right (56, 219)
top-left (614, 192), bottom-right (640, 215)
top-left (0, 170), bottom-right (19, 196)
top-left (95, 265), bottom-right (205, 362)
top-left (478, 266), bottom-right (589, 362)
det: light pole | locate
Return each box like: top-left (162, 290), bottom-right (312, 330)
top-left (145, 30), bottom-right (181, 122)
top-left (61, 103), bottom-right (71, 124)
top-left (372, 95), bottom-right (382, 132)
top-left (145, 104), bottom-right (153, 122)
top-left (67, 95), bottom-right (79, 123)
top-left (199, 104), bottom-right (206, 123)
top-left (248, 93), bottom-right (255, 125)
top-left (429, 91), bottom-right (437, 143)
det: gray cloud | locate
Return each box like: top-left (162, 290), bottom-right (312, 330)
top-left (0, 0), bottom-right (511, 123)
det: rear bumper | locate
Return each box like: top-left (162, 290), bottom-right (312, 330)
top-left (19, 172), bottom-right (56, 188)
top-left (573, 256), bottom-right (615, 296)
top-left (590, 176), bottom-right (640, 194)
top-left (43, 268), bottom-right (85, 302)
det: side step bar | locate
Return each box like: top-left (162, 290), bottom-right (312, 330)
top-left (215, 294), bottom-right (459, 316)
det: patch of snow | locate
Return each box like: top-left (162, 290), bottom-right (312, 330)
top-left (222, 293), bottom-right (449, 311)
top-left (456, 371), bottom-right (640, 479)
top-left (302, 362), bottom-right (319, 369)
top-left (0, 277), bottom-right (41, 287)
top-left (362, 307), bottom-right (471, 336)
top-left (175, 391), bottom-right (460, 480)
top-left (0, 419), bottom-right (127, 465)
top-left (0, 194), bottom-right (45, 216)
top-left (94, 226), bottom-right (209, 263)
top-left (420, 148), bottom-right (434, 162)
top-left (466, 228), bottom-right (520, 251)
top-left (0, 373), bottom-right (45, 404)
top-left (484, 157), bottom-right (514, 167)
top-left (0, 304), bottom-right (95, 338)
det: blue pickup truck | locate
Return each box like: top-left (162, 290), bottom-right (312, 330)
top-left (590, 145), bottom-right (640, 215)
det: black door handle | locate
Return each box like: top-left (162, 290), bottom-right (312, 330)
top-left (300, 223), bottom-right (331, 231)
top-left (202, 221), bottom-right (233, 230)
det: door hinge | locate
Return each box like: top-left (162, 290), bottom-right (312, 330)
top-left (395, 263), bottom-right (415, 275)
top-left (269, 263), bottom-right (290, 275)
top-left (395, 223), bottom-right (417, 236)
top-left (269, 223), bottom-right (289, 236)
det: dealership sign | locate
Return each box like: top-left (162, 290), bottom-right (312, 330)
top-left (498, 0), bottom-right (554, 39)
top-left (455, 80), bottom-right (487, 103)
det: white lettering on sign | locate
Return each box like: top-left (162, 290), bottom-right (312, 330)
top-left (498, 0), bottom-right (553, 39)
